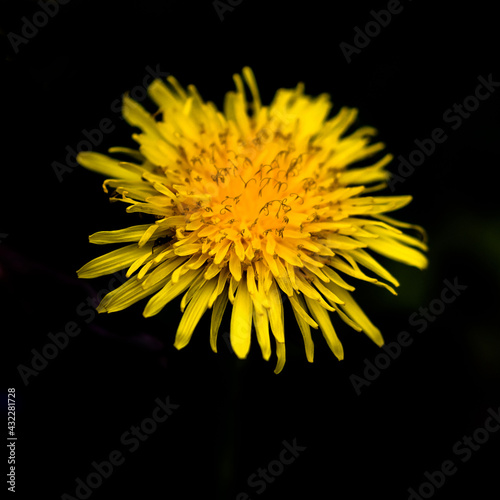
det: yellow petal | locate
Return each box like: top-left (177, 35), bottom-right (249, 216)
top-left (338, 153), bottom-right (392, 185)
top-left (246, 264), bottom-right (258, 296)
top-left (143, 268), bottom-right (202, 317)
top-left (180, 272), bottom-right (206, 312)
top-left (349, 248), bottom-right (400, 287)
top-left (77, 243), bottom-right (152, 279)
top-left (208, 267), bottom-right (230, 308)
top-left (242, 66), bottom-right (261, 115)
top-left (290, 294), bottom-right (315, 362)
top-left (89, 225), bottom-right (155, 245)
top-left (174, 244), bottom-right (202, 256)
top-left (97, 274), bottom-right (168, 313)
top-left (304, 295), bottom-right (344, 360)
top-left (374, 214), bottom-right (428, 243)
top-left (368, 225), bottom-right (428, 252)
top-left (77, 152), bottom-right (139, 180)
top-left (210, 289), bottom-right (229, 353)
top-left (312, 276), bottom-right (344, 305)
top-left (322, 266), bottom-right (355, 291)
top-left (274, 242), bottom-right (304, 267)
top-left (142, 257), bottom-right (187, 289)
top-left (123, 95), bottom-right (166, 142)
top-left (262, 249), bottom-right (280, 277)
top-left (212, 238), bottom-right (232, 265)
top-left (357, 234), bottom-right (428, 270)
top-left (331, 286), bottom-right (384, 347)
top-left (138, 225), bottom-right (159, 247)
top-left (252, 302), bottom-right (271, 361)
top-left (126, 249), bottom-right (153, 278)
top-left (175, 278), bottom-right (218, 350)
top-left (267, 279), bottom-right (284, 343)
top-left (229, 250), bottom-right (242, 281)
top-left (274, 341), bottom-right (286, 374)
top-left (289, 294), bottom-right (318, 329)
top-left (230, 278), bottom-right (253, 358)
top-left (295, 274), bottom-right (335, 312)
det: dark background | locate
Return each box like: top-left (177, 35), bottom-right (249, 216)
top-left (1, 0), bottom-right (499, 499)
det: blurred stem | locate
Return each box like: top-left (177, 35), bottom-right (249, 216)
top-left (216, 358), bottom-right (244, 499)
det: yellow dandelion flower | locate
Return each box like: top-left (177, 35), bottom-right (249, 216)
top-left (76, 67), bottom-right (427, 373)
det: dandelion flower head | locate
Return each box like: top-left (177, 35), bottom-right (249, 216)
top-left (77, 67), bottom-right (428, 373)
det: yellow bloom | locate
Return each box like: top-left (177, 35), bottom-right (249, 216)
top-left (77, 67), bottom-right (427, 373)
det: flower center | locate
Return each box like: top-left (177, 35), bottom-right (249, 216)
top-left (168, 124), bottom-right (333, 251)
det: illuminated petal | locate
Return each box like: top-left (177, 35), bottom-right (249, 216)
top-left (230, 278), bottom-right (253, 358)
top-left (304, 295), bottom-right (344, 360)
top-left (210, 289), bottom-right (229, 353)
top-left (252, 302), bottom-right (271, 361)
top-left (175, 278), bottom-right (218, 350)
top-left (290, 294), bottom-right (315, 362)
top-left (143, 269), bottom-right (202, 317)
top-left (77, 243), bottom-right (153, 279)
top-left (77, 152), bottom-right (139, 180)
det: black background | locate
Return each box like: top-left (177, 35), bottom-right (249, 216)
top-left (2, 0), bottom-right (500, 499)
